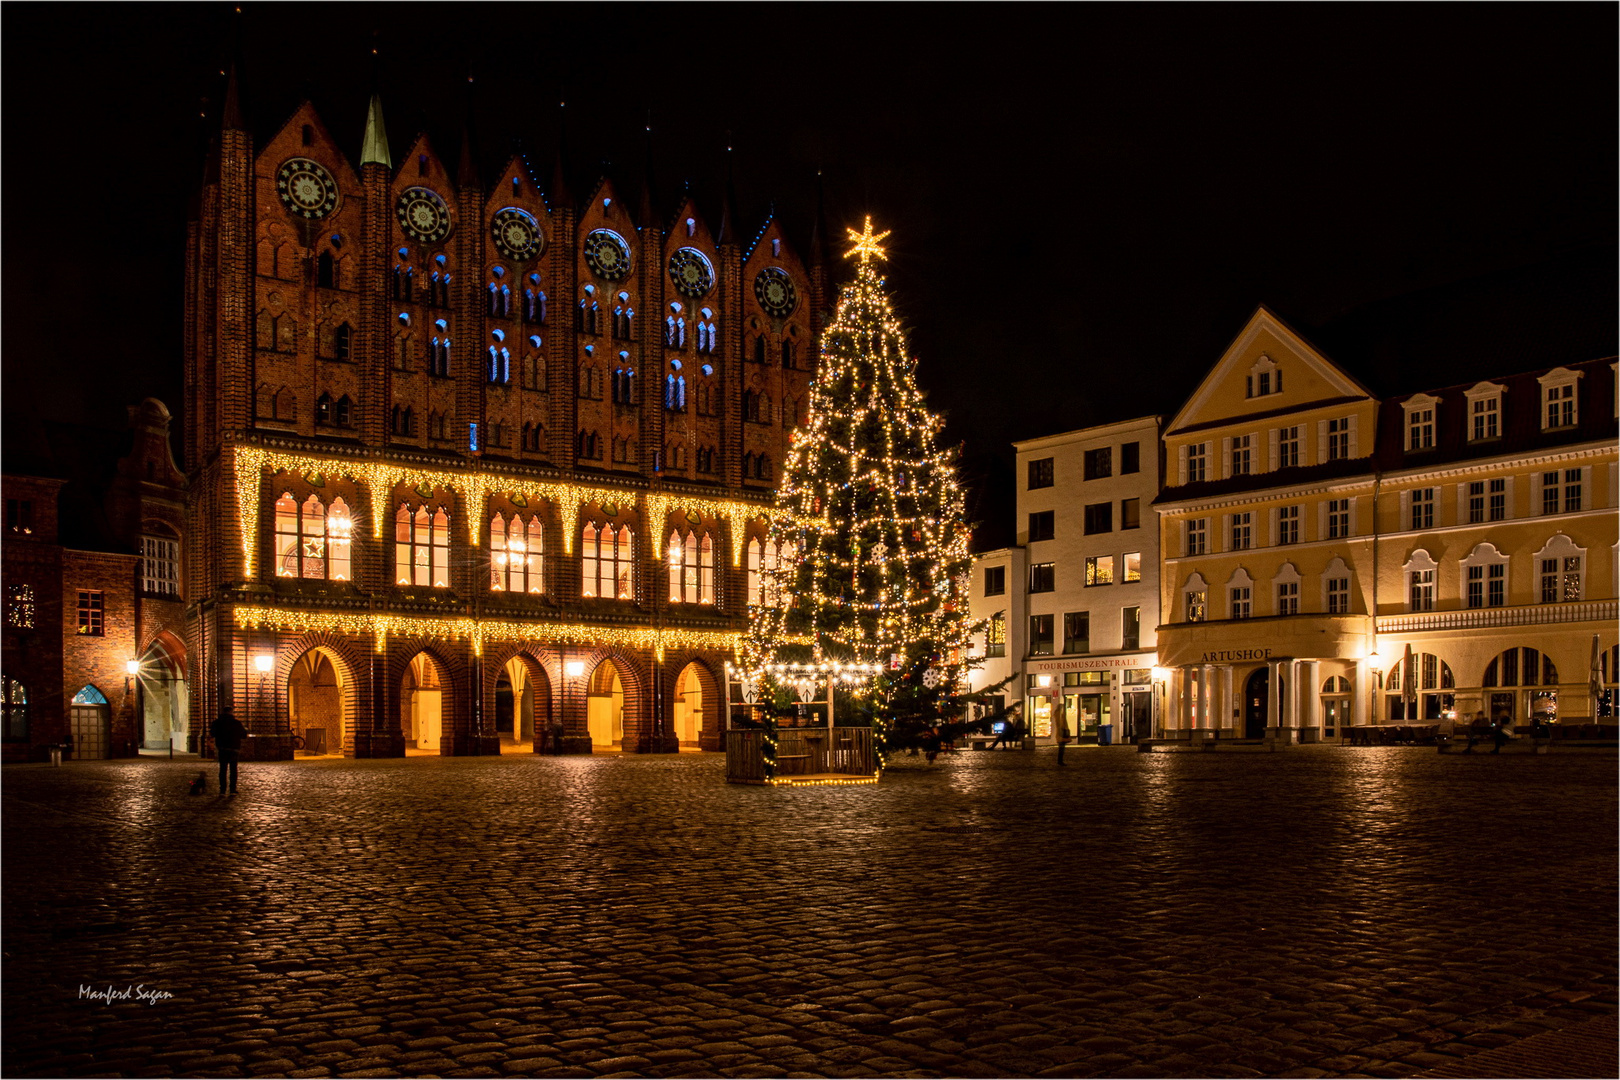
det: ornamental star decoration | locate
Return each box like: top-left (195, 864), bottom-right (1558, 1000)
top-left (844, 215), bottom-right (891, 264)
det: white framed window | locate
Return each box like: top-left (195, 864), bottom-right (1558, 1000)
top-left (1183, 572), bottom-right (1208, 623)
top-left (1272, 425), bottom-right (1302, 470)
top-left (1230, 586), bottom-right (1251, 619)
top-left (1403, 394), bottom-right (1439, 451)
top-left (141, 533), bottom-right (181, 595)
top-left (1185, 518), bottom-right (1207, 556)
top-left (1534, 533), bottom-right (1586, 603)
top-left (1326, 498), bottom-right (1351, 539)
top-left (1465, 381), bottom-right (1505, 441)
top-left (1405, 548), bottom-right (1438, 612)
top-left (1230, 512), bottom-right (1252, 551)
top-left (1541, 468), bottom-right (1584, 514)
top-left (1185, 442), bottom-right (1208, 484)
top-left (1327, 417), bottom-right (1350, 460)
top-left (1461, 542), bottom-right (1508, 609)
top-left (1230, 434), bottom-right (1252, 477)
top-left (1273, 562), bottom-right (1301, 616)
top-left (1227, 568), bottom-right (1253, 619)
top-left (1409, 487), bottom-right (1435, 530)
top-left (1324, 556), bottom-right (1353, 615)
top-left (1277, 505), bottom-right (1300, 545)
top-left (1537, 367), bottom-right (1582, 430)
top-left (1246, 354), bottom-right (1281, 398)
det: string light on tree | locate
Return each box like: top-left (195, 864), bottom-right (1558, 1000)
top-left (742, 217), bottom-right (1011, 759)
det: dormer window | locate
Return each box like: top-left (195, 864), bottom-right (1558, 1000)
top-left (1245, 354), bottom-right (1282, 399)
top-left (1537, 367), bottom-right (1582, 430)
top-left (1465, 381), bottom-right (1505, 441)
top-left (1402, 393), bottom-right (1440, 452)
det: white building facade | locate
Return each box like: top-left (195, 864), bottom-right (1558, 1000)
top-left (970, 416), bottom-right (1165, 744)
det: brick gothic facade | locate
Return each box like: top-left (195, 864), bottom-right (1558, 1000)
top-left (186, 78), bottom-right (829, 758)
top-left (2, 402), bottom-right (189, 762)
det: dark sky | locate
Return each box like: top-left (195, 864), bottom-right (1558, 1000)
top-left (5, 5), bottom-right (1615, 545)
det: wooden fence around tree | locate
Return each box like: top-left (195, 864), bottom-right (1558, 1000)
top-left (725, 726), bottom-right (877, 784)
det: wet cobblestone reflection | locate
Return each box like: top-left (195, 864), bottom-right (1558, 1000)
top-left (3, 746), bottom-right (1615, 1078)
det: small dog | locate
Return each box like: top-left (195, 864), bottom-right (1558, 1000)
top-left (187, 772), bottom-right (207, 796)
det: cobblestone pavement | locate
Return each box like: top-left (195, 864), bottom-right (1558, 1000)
top-left (3, 746), bottom-right (1615, 1079)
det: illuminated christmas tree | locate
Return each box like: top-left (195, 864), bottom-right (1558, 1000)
top-left (745, 218), bottom-right (1006, 761)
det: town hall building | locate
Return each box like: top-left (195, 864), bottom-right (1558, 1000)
top-left (185, 74), bottom-right (827, 758)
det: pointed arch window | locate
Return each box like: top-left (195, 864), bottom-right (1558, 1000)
top-left (697, 309), bottom-right (717, 354)
top-left (274, 493), bottom-right (351, 581)
top-left (612, 366), bottom-right (636, 405)
top-left (753, 336), bottom-right (766, 364)
top-left (394, 501), bottom-right (451, 588)
top-left (487, 346), bottom-right (511, 385)
top-left (665, 372), bottom-right (687, 411)
top-left (490, 512), bottom-right (545, 594)
top-left (747, 535), bottom-right (796, 607)
top-left (668, 528), bottom-right (715, 604)
top-left (317, 251), bottom-right (335, 288)
top-left (581, 522), bottom-right (634, 600)
top-left (524, 285), bottom-right (546, 322)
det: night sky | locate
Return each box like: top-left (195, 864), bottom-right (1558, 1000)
top-left (5, 5), bottom-right (1615, 546)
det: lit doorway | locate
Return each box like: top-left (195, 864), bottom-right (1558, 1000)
top-left (1244, 667), bottom-right (1270, 738)
top-left (401, 652), bottom-right (444, 753)
top-left (69, 685), bottom-right (111, 759)
top-left (496, 656), bottom-right (546, 749)
top-left (1321, 675), bottom-right (1351, 740)
top-left (672, 662), bottom-right (705, 747)
top-left (288, 648), bottom-right (346, 756)
top-left (137, 640), bottom-right (188, 751)
top-left (587, 660), bottom-right (626, 750)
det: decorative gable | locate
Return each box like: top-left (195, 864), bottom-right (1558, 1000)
top-left (1166, 306), bottom-right (1371, 436)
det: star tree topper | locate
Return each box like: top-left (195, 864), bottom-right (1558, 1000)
top-left (844, 215), bottom-right (892, 265)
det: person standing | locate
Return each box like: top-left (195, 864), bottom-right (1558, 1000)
top-left (211, 707), bottom-right (247, 794)
top-left (1056, 712), bottom-right (1071, 765)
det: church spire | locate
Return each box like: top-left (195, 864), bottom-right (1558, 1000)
top-left (549, 96), bottom-right (573, 210)
top-left (809, 170), bottom-right (830, 269)
top-left (221, 64), bottom-right (243, 131)
top-left (638, 111), bottom-right (656, 228)
top-left (457, 75), bottom-right (480, 191)
top-left (716, 138), bottom-right (736, 245)
top-left (360, 92), bottom-right (390, 168)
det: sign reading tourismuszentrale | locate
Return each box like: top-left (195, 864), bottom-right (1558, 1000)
top-left (1199, 648), bottom-right (1273, 663)
top-left (1028, 654), bottom-right (1155, 673)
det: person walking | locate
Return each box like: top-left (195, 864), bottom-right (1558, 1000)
top-left (1056, 713), bottom-right (1071, 765)
top-left (211, 707), bottom-right (247, 794)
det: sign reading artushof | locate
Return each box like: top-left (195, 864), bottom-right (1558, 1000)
top-left (1199, 648), bottom-right (1273, 663)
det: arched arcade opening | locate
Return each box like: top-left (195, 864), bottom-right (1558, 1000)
top-left (288, 647), bottom-right (347, 756)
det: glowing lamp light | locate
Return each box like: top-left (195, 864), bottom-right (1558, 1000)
top-left (564, 660), bottom-right (586, 678)
top-left (125, 660), bottom-right (141, 676)
top-left (253, 654), bottom-right (275, 673)
top-left (1036, 674), bottom-right (1053, 688)
top-left (1151, 666), bottom-right (1173, 683)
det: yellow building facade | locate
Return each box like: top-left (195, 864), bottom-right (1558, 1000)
top-left (1155, 308), bottom-right (1616, 741)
